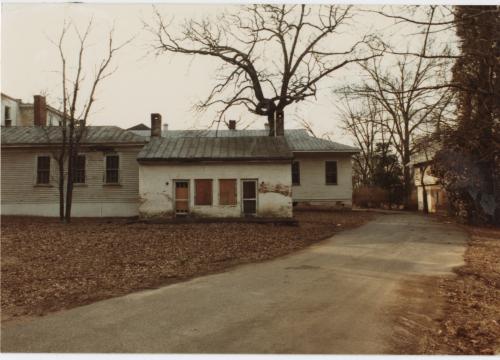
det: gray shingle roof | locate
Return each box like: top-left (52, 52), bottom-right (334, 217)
top-left (1, 126), bottom-right (146, 146)
top-left (163, 129), bottom-right (360, 153)
top-left (138, 136), bottom-right (293, 161)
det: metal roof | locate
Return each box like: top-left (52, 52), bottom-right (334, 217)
top-left (127, 123), bottom-right (150, 131)
top-left (138, 136), bottom-right (293, 161)
top-left (1, 126), bottom-right (146, 146)
top-left (162, 129), bottom-right (360, 153)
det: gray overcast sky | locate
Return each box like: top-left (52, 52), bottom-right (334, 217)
top-left (1, 3), bottom-right (453, 145)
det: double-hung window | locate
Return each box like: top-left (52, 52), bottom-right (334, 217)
top-left (73, 155), bottom-right (86, 184)
top-left (325, 161), bottom-right (338, 185)
top-left (36, 156), bottom-right (50, 184)
top-left (105, 154), bottom-right (120, 184)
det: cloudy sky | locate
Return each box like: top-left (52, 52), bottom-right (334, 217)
top-left (2, 3), bottom-right (454, 144)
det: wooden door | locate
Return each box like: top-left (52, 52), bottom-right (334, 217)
top-left (242, 180), bottom-right (257, 216)
top-left (175, 180), bottom-right (189, 216)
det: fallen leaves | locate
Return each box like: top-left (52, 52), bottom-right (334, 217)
top-left (392, 224), bottom-right (500, 355)
top-left (1, 210), bottom-right (373, 322)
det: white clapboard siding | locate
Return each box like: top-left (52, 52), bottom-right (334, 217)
top-left (1, 146), bottom-right (142, 215)
top-left (291, 153), bottom-right (353, 203)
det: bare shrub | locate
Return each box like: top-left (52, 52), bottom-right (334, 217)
top-left (353, 186), bottom-right (389, 208)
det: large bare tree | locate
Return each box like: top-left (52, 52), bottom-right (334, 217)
top-left (49, 19), bottom-right (130, 222)
top-left (150, 5), bottom-right (381, 136)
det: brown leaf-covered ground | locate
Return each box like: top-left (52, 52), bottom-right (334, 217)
top-left (393, 222), bottom-right (500, 355)
top-left (1, 210), bottom-right (373, 322)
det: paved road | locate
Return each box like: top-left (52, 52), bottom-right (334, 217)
top-left (1, 213), bottom-right (467, 354)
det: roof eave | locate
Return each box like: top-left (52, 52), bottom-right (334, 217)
top-left (137, 156), bottom-right (293, 163)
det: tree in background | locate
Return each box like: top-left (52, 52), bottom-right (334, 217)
top-left (338, 95), bottom-right (384, 188)
top-left (340, 6), bottom-right (454, 208)
top-left (150, 5), bottom-right (381, 136)
top-left (372, 142), bottom-right (405, 206)
top-left (433, 6), bottom-right (500, 225)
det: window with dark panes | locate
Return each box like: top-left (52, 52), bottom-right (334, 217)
top-left (105, 155), bottom-right (120, 184)
top-left (219, 179), bottom-right (236, 205)
top-left (4, 106), bottom-right (11, 120)
top-left (325, 161), bottom-right (338, 185)
top-left (73, 155), bottom-right (86, 183)
top-left (195, 179), bottom-right (213, 205)
top-left (292, 161), bottom-right (300, 185)
top-left (37, 156), bottom-right (50, 184)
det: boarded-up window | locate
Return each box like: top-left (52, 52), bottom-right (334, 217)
top-left (105, 155), bottom-right (120, 184)
top-left (195, 179), bottom-right (212, 205)
top-left (292, 161), bottom-right (300, 185)
top-left (325, 161), bottom-right (338, 185)
top-left (219, 179), bottom-right (237, 205)
top-left (36, 156), bottom-right (50, 184)
top-left (73, 155), bottom-right (86, 183)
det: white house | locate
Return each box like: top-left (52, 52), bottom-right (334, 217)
top-left (411, 143), bottom-right (447, 213)
top-left (136, 115), bottom-right (359, 219)
top-left (1, 93), bottom-right (64, 127)
top-left (1, 126), bottom-right (146, 217)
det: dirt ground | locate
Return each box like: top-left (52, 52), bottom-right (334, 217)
top-left (1, 210), bottom-right (373, 323)
top-left (392, 222), bottom-right (500, 355)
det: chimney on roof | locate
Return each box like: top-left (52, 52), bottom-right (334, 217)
top-left (228, 120), bottom-right (236, 130)
top-left (163, 123), bottom-right (168, 134)
top-left (151, 113), bottom-right (162, 137)
top-left (33, 95), bottom-right (47, 126)
top-left (264, 123), bottom-right (270, 131)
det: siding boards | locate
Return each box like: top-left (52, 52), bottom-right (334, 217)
top-left (291, 153), bottom-right (353, 202)
top-left (1, 147), bottom-right (141, 205)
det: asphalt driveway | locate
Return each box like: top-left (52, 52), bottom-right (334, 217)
top-left (1, 212), bottom-right (467, 354)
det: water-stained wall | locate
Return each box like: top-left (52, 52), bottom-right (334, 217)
top-left (138, 161), bottom-right (292, 218)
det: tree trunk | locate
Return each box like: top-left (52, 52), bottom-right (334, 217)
top-left (267, 112), bottom-right (275, 137)
top-left (64, 149), bottom-right (74, 223)
top-left (275, 109), bottom-right (284, 136)
top-left (58, 156), bottom-right (65, 220)
top-left (420, 165), bottom-right (429, 214)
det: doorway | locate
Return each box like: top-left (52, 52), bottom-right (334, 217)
top-left (174, 180), bottom-right (189, 216)
top-left (242, 179), bottom-right (257, 216)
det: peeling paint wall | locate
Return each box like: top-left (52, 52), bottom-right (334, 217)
top-left (292, 153), bottom-right (354, 207)
top-left (139, 162), bottom-right (292, 218)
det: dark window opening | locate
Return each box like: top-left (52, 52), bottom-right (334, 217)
top-left (73, 155), bottom-right (86, 183)
top-left (195, 179), bottom-right (213, 205)
top-left (105, 155), bottom-right (119, 184)
top-left (325, 161), bottom-right (338, 185)
top-left (292, 161), bottom-right (300, 185)
top-left (37, 156), bottom-right (50, 184)
top-left (4, 106), bottom-right (11, 127)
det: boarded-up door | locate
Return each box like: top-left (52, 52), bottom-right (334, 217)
top-left (175, 180), bottom-right (189, 216)
top-left (242, 180), bottom-right (257, 216)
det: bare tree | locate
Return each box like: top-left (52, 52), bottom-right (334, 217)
top-left (337, 95), bottom-right (385, 187)
top-left (50, 19), bottom-right (130, 222)
top-left (341, 6), bottom-right (454, 207)
top-left (149, 5), bottom-right (382, 136)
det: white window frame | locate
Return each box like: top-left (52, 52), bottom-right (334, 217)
top-left (103, 153), bottom-right (121, 185)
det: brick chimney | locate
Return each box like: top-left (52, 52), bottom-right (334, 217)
top-left (228, 120), bottom-right (236, 130)
top-left (151, 113), bottom-right (162, 137)
top-left (33, 95), bottom-right (47, 126)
